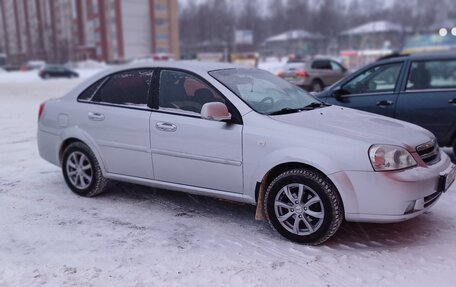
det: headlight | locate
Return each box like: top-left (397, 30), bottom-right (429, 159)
top-left (368, 145), bottom-right (416, 171)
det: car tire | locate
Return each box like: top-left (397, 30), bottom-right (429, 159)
top-left (264, 168), bottom-right (343, 245)
top-left (62, 142), bottom-right (109, 197)
top-left (311, 80), bottom-right (324, 92)
top-left (43, 74), bottom-right (50, 79)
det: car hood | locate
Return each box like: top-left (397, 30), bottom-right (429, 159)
top-left (269, 105), bottom-right (434, 150)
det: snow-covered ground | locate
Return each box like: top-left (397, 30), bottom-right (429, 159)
top-left (1, 70), bottom-right (456, 287)
top-left (258, 58), bottom-right (288, 74)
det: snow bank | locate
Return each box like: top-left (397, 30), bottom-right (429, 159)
top-left (0, 68), bottom-right (105, 84)
top-left (258, 58), bottom-right (288, 75)
top-left (75, 60), bottom-right (107, 69)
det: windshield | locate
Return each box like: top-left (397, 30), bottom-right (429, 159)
top-left (209, 68), bottom-right (322, 115)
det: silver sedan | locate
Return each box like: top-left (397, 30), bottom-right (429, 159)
top-left (37, 62), bottom-right (455, 244)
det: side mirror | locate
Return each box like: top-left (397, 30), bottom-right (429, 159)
top-left (201, 102), bottom-right (232, 121)
top-left (332, 87), bottom-right (349, 100)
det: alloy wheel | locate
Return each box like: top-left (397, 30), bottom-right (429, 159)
top-left (66, 151), bottom-right (93, 190)
top-left (274, 183), bottom-right (325, 236)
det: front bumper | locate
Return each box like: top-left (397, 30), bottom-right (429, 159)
top-left (329, 151), bottom-right (454, 223)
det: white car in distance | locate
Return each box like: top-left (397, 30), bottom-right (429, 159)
top-left (37, 62), bottom-right (456, 245)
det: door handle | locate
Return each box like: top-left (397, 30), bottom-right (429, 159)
top-left (88, 112), bottom-right (105, 121)
top-left (376, 100), bottom-right (394, 107)
top-left (155, 122), bottom-right (177, 132)
top-left (449, 98), bottom-right (456, 105)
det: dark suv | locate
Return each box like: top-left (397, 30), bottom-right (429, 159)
top-left (316, 52), bottom-right (456, 153)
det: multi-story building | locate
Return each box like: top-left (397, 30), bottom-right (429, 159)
top-left (0, 0), bottom-right (179, 65)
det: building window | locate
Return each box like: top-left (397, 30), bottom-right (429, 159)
top-left (155, 3), bottom-right (168, 12)
top-left (156, 47), bottom-right (169, 53)
top-left (155, 18), bottom-right (168, 27)
top-left (156, 33), bottom-right (169, 41)
top-left (92, 0), bottom-right (98, 14)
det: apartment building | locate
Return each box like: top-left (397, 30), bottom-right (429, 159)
top-left (0, 0), bottom-right (179, 65)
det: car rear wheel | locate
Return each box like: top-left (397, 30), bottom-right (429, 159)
top-left (62, 142), bottom-right (109, 197)
top-left (311, 80), bottom-right (323, 92)
top-left (264, 168), bottom-right (343, 245)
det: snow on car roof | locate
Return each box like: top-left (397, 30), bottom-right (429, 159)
top-left (340, 21), bottom-right (404, 36)
top-left (96, 61), bottom-right (248, 76)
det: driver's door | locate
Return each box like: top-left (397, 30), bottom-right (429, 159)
top-left (149, 69), bottom-right (244, 193)
top-left (326, 62), bottom-right (404, 117)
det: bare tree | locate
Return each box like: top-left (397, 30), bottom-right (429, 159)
top-left (178, 0), bottom-right (451, 54)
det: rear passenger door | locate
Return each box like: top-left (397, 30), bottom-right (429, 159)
top-left (77, 69), bottom-right (155, 179)
top-left (396, 59), bottom-right (456, 145)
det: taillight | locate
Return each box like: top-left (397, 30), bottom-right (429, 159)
top-left (38, 102), bottom-right (45, 120)
top-left (276, 72), bottom-right (284, 77)
top-left (295, 71), bottom-right (309, 77)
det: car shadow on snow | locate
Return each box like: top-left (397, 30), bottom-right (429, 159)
top-left (101, 181), bottom-right (270, 230)
top-left (326, 213), bottom-right (449, 249)
top-left (97, 181), bottom-right (451, 250)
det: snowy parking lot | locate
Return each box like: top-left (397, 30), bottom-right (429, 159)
top-left (1, 70), bottom-right (456, 286)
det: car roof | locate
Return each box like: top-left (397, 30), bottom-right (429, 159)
top-left (64, 61), bottom-right (250, 100)
top-left (377, 51), bottom-right (456, 63)
top-left (45, 64), bottom-right (66, 68)
top-left (99, 61), bottom-right (247, 75)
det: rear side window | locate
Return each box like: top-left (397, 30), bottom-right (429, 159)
top-left (407, 60), bottom-right (456, 91)
top-left (92, 69), bottom-right (154, 107)
top-left (312, 60), bottom-right (331, 70)
top-left (78, 77), bottom-right (108, 101)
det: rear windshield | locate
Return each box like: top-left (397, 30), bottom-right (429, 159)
top-left (284, 63), bottom-right (306, 71)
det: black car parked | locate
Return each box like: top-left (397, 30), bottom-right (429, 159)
top-left (39, 65), bottom-right (79, 79)
top-left (316, 52), bottom-right (456, 154)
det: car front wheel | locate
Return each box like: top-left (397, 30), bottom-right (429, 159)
top-left (264, 168), bottom-right (343, 245)
top-left (62, 142), bottom-right (109, 197)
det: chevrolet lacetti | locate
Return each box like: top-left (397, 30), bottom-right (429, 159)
top-left (37, 62), bottom-right (456, 245)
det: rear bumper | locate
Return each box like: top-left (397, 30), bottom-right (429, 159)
top-left (329, 151), bottom-right (454, 223)
top-left (37, 129), bottom-right (61, 166)
top-left (280, 77), bottom-right (310, 87)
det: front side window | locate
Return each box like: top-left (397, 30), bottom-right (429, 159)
top-left (342, 63), bottom-right (402, 95)
top-left (330, 61), bottom-right (343, 72)
top-left (210, 68), bottom-right (320, 115)
top-left (91, 69), bottom-right (153, 107)
top-left (158, 70), bottom-right (224, 114)
top-left (407, 60), bottom-right (456, 91)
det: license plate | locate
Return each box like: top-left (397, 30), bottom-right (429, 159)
top-left (438, 164), bottom-right (456, 193)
